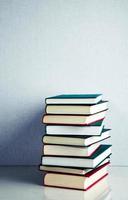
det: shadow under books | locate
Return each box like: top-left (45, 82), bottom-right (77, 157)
top-left (0, 107), bottom-right (45, 185)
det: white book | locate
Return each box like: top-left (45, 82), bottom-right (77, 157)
top-left (42, 145), bottom-right (111, 168)
top-left (46, 120), bottom-right (104, 136)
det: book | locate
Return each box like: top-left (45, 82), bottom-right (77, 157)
top-left (43, 110), bottom-right (107, 125)
top-left (46, 101), bottom-right (108, 115)
top-left (43, 142), bottom-right (100, 157)
top-left (42, 145), bottom-right (111, 168)
top-left (44, 175), bottom-right (111, 200)
top-left (40, 158), bottom-right (110, 175)
top-left (46, 120), bottom-right (104, 136)
top-left (45, 94), bottom-right (102, 105)
top-left (44, 163), bottom-right (108, 190)
top-left (43, 129), bottom-right (110, 146)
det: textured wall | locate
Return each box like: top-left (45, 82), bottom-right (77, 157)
top-left (0, 0), bottom-right (128, 165)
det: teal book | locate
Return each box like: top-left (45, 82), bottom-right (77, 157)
top-left (42, 145), bottom-right (112, 168)
top-left (46, 94), bottom-right (102, 105)
top-left (46, 120), bottom-right (104, 136)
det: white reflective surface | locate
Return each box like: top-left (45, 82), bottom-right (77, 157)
top-left (0, 166), bottom-right (127, 200)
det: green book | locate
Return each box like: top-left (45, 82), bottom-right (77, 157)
top-left (46, 94), bottom-right (102, 105)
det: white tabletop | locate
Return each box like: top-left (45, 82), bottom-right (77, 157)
top-left (0, 166), bottom-right (127, 200)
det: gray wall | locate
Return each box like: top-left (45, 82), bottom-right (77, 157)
top-left (0, 0), bottom-right (128, 165)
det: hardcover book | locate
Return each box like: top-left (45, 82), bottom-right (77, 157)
top-left (45, 94), bottom-right (102, 105)
top-left (42, 145), bottom-right (111, 168)
top-left (43, 110), bottom-right (107, 125)
top-left (46, 101), bottom-right (108, 115)
top-left (44, 175), bottom-right (111, 200)
top-left (43, 129), bottom-right (110, 146)
top-left (43, 142), bottom-right (100, 157)
top-left (40, 158), bottom-right (110, 175)
top-left (44, 163), bottom-right (108, 190)
top-left (46, 120), bottom-right (104, 136)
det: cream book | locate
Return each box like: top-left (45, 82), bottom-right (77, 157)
top-left (46, 101), bottom-right (108, 115)
top-left (43, 142), bottom-right (100, 157)
top-left (43, 110), bottom-right (107, 125)
top-left (44, 163), bottom-right (108, 190)
top-left (43, 129), bottom-right (110, 146)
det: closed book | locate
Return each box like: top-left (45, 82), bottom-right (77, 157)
top-left (43, 142), bottom-right (100, 157)
top-left (46, 94), bottom-right (102, 105)
top-left (44, 163), bottom-right (108, 190)
top-left (43, 110), bottom-right (107, 126)
top-left (46, 120), bottom-right (104, 136)
top-left (44, 175), bottom-right (111, 200)
top-left (46, 101), bottom-right (108, 115)
top-left (43, 129), bottom-right (110, 146)
top-left (42, 145), bottom-right (111, 168)
top-left (40, 158), bottom-right (110, 175)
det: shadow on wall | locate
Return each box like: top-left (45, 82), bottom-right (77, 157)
top-left (0, 107), bottom-right (45, 166)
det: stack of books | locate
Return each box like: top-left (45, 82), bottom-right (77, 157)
top-left (40, 94), bottom-right (112, 196)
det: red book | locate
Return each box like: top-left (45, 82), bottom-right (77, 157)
top-left (44, 174), bottom-right (111, 200)
top-left (44, 162), bottom-right (109, 190)
top-left (42, 110), bottom-right (107, 126)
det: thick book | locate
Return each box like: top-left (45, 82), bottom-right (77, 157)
top-left (43, 110), bottom-right (107, 125)
top-left (44, 163), bottom-right (108, 190)
top-left (42, 145), bottom-right (111, 168)
top-left (46, 120), bottom-right (104, 136)
top-left (43, 129), bottom-right (110, 146)
top-left (45, 94), bottom-right (102, 105)
top-left (44, 175), bottom-right (111, 200)
top-left (43, 142), bottom-right (100, 157)
top-left (40, 158), bottom-right (110, 175)
top-left (46, 101), bottom-right (108, 115)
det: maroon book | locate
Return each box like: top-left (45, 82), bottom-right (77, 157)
top-left (43, 162), bottom-right (109, 190)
